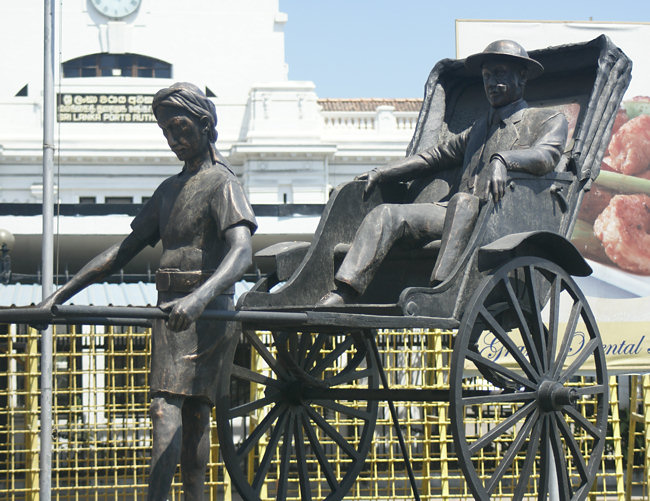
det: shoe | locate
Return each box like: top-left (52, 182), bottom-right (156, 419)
top-left (317, 284), bottom-right (359, 306)
top-left (317, 290), bottom-right (348, 307)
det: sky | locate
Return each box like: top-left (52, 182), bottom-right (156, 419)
top-left (279, 0), bottom-right (650, 98)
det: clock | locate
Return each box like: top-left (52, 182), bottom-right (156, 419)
top-left (90, 0), bottom-right (141, 19)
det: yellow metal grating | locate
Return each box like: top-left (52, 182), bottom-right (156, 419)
top-left (0, 324), bottom-right (639, 500)
top-left (624, 375), bottom-right (650, 500)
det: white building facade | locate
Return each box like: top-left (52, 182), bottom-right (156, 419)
top-left (0, 0), bottom-right (420, 277)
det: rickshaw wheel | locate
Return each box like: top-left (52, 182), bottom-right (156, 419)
top-left (450, 257), bottom-right (608, 501)
top-left (216, 328), bottom-right (379, 501)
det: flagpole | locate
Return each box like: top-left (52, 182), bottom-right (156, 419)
top-left (41, 0), bottom-right (55, 497)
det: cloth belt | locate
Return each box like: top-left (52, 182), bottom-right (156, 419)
top-left (155, 269), bottom-right (214, 293)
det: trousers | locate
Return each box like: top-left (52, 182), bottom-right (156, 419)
top-left (335, 192), bottom-right (480, 294)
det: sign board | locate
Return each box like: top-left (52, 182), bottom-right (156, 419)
top-left (474, 319), bottom-right (650, 375)
top-left (57, 93), bottom-right (156, 123)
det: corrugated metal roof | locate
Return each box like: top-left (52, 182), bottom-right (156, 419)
top-left (0, 282), bottom-right (158, 307)
top-left (0, 281), bottom-right (253, 307)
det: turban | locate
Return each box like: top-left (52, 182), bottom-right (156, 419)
top-left (152, 82), bottom-right (218, 143)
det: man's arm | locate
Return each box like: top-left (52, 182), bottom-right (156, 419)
top-left (40, 232), bottom-right (148, 308)
top-left (357, 129), bottom-right (470, 197)
top-left (485, 111), bottom-right (569, 202)
top-left (494, 111), bottom-right (569, 176)
top-left (163, 224), bottom-right (252, 332)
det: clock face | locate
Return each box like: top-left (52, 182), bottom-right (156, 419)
top-left (90, 0), bottom-right (141, 19)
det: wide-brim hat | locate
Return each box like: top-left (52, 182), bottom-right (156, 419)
top-left (465, 40), bottom-right (544, 79)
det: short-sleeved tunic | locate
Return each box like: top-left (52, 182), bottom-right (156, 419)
top-left (130, 159), bottom-right (257, 404)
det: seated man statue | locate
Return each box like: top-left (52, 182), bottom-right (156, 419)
top-left (39, 83), bottom-right (257, 500)
top-left (320, 40), bottom-right (569, 306)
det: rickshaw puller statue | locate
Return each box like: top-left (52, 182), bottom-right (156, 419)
top-left (38, 83), bottom-right (257, 501)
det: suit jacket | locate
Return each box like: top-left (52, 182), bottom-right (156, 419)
top-left (416, 99), bottom-right (569, 200)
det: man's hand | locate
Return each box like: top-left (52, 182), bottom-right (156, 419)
top-left (354, 168), bottom-right (381, 200)
top-left (486, 156), bottom-right (508, 203)
top-left (160, 293), bottom-right (209, 332)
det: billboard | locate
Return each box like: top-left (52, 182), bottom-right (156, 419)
top-left (456, 20), bottom-right (650, 372)
top-left (57, 93), bottom-right (156, 123)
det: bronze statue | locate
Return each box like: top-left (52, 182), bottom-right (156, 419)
top-left (319, 40), bottom-right (569, 306)
top-left (39, 83), bottom-right (257, 500)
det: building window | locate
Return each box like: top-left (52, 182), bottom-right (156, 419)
top-left (62, 53), bottom-right (172, 79)
top-left (105, 196), bottom-right (133, 204)
top-left (79, 196), bottom-right (96, 204)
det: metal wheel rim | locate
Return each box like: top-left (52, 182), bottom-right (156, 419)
top-left (450, 256), bottom-right (608, 501)
top-left (216, 328), bottom-right (379, 501)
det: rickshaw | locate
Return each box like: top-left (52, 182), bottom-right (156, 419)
top-left (1, 35), bottom-right (631, 501)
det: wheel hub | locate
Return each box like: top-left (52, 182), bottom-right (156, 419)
top-left (265, 378), bottom-right (305, 406)
top-left (537, 379), bottom-right (577, 411)
top-left (284, 379), bottom-right (305, 406)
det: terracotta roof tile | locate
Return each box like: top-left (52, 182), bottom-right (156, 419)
top-left (318, 98), bottom-right (422, 112)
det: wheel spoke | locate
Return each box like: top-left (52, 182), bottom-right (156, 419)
top-left (305, 405), bottom-right (359, 459)
top-left (237, 402), bottom-right (286, 459)
top-left (551, 300), bottom-right (582, 380)
top-left (303, 333), bottom-right (327, 371)
top-left (555, 410), bottom-right (590, 483)
top-left (486, 408), bottom-right (539, 495)
top-left (312, 399), bottom-right (373, 421)
top-left (301, 411), bottom-right (338, 490)
top-left (558, 338), bottom-right (598, 384)
top-left (273, 330), bottom-right (311, 378)
top-left (512, 411), bottom-right (544, 500)
top-left (468, 401), bottom-right (535, 455)
top-left (252, 411), bottom-right (289, 493)
top-left (298, 331), bottom-right (313, 362)
top-left (276, 411), bottom-right (295, 501)
top-left (310, 335), bottom-right (355, 378)
top-left (503, 276), bottom-right (544, 374)
top-left (288, 330), bottom-right (299, 359)
top-left (231, 363), bottom-right (282, 388)
top-left (548, 412), bottom-right (573, 500)
top-left (329, 335), bottom-right (369, 381)
top-left (229, 394), bottom-right (277, 419)
top-left (293, 410), bottom-right (313, 501)
top-left (462, 390), bottom-right (536, 406)
top-left (479, 305), bottom-right (539, 381)
top-left (537, 416), bottom-right (551, 501)
top-left (563, 405), bottom-right (601, 439)
top-left (272, 330), bottom-right (290, 351)
top-left (465, 350), bottom-right (537, 390)
top-left (326, 367), bottom-right (373, 386)
top-left (524, 265), bottom-right (548, 372)
top-left (245, 330), bottom-right (288, 379)
top-left (547, 276), bottom-right (562, 372)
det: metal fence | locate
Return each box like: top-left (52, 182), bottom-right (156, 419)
top-left (0, 324), bottom-right (645, 500)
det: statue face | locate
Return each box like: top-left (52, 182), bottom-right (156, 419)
top-left (156, 105), bottom-right (209, 162)
top-left (481, 60), bottom-right (526, 108)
